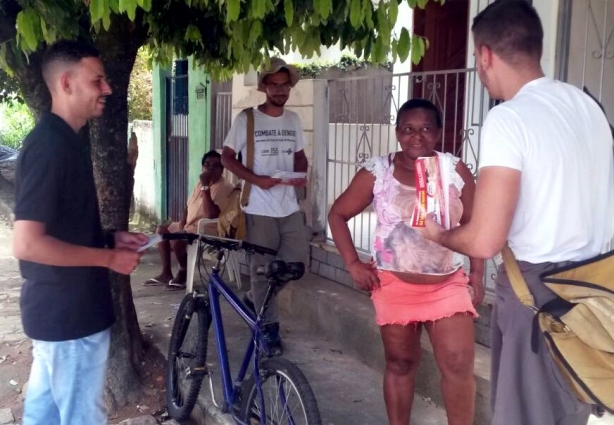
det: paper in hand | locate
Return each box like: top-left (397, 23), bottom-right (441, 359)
top-left (271, 171), bottom-right (307, 182)
top-left (137, 234), bottom-right (163, 252)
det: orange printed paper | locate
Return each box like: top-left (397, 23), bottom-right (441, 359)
top-left (411, 156), bottom-right (449, 228)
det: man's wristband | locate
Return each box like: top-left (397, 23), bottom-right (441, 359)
top-left (105, 229), bottom-right (117, 249)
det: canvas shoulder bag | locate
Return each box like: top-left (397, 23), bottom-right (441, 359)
top-left (217, 108), bottom-right (255, 240)
top-left (502, 244), bottom-right (614, 413)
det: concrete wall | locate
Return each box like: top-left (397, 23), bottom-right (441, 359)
top-left (131, 120), bottom-right (158, 223)
top-left (466, 0), bottom-right (561, 77)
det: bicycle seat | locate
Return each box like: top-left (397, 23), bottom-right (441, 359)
top-left (264, 261), bottom-right (305, 283)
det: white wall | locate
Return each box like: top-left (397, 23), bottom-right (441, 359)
top-left (131, 120), bottom-right (157, 222)
top-left (466, 0), bottom-right (561, 77)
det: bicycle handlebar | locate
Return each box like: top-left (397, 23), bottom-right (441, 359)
top-left (162, 233), bottom-right (277, 256)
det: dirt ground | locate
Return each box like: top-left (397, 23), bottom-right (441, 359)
top-left (0, 340), bottom-right (172, 424)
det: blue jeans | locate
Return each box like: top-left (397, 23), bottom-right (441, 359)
top-left (23, 328), bottom-right (111, 425)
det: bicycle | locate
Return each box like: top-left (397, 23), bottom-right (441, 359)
top-left (163, 232), bottom-right (322, 425)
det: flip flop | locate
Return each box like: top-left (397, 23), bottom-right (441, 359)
top-left (142, 277), bottom-right (168, 286)
top-left (164, 280), bottom-right (186, 291)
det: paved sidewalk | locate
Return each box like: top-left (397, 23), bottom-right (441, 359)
top-left (131, 250), bottom-right (448, 425)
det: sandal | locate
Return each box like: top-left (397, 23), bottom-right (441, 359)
top-left (164, 280), bottom-right (186, 291)
top-left (142, 277), bottom-right (169, 286)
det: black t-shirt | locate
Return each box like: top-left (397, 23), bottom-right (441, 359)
top-left (14, 113), bottom-right (115, 341)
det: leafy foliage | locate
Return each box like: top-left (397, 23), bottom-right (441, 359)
top-left (0, 69), bottom-right (22, 104)
top-left (2, 0), bottom-right (443, 81)
top-left (295, 54), bottom-right (393, 78)
top-left (0, 99), bottom-right (34, 149)
top-left (128, 47), bottom-right (152, 121)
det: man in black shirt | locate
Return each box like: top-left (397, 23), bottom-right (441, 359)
top-left (13, 40), bottom-right (148, 425)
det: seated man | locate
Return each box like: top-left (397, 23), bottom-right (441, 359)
top-left (143, 150), bottom-right (234, 290)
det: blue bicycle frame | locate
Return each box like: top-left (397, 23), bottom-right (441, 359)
top-left (205, 266), bottom-right (270, 424)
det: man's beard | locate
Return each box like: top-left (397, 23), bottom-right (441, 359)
top-left (268, 96), bottom-right (288, 107)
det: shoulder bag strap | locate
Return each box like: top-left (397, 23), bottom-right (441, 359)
top-left (501, 243), bottom-right (538, 311)
top-left (240, 108), bottom-right (254, 208)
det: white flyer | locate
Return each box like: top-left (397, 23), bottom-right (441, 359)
top-left (271, 171), bottom-right (307, 181)
top-left (137, 234), bottom-right (163, 252)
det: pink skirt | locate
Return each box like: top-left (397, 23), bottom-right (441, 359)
top-left (371, 269), bottom-right (477, 326)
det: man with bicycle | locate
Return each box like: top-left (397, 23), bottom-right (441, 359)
top-left (13, 40), bottom-right (147, 424)
top-left (221, 58), bottom-right (309, 356)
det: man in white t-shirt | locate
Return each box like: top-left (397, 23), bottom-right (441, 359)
top-left (221, 58), bottom-right (309, 356)
top-left (423, 2), bottom-right (614, 424)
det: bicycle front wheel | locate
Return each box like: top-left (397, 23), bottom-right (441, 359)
top-left (166, 292), bottom-right (210, 421)
top-left (239, 357), bottom-right (322, 425)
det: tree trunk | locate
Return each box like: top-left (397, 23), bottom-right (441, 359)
top-left (91, 20), bottom-right (148, 411)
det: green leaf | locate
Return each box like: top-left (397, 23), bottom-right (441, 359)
top-left (389, 0), bottom-right (398, 27)
top-left (363, 0), bottom-right (373, 29)
top-left (312, 0), bottom-right (320, 16)
top-left (184, 24), bottom-right (202, 42)
top-left (251, 0), bottom-right (266, 19)
top-left (372, 37), bottom-right (383, 63)
top-left (407, 0), bottom-right (417, 8)
top-left (40, 19), bottom-right (48, 41)
top-left (411, 35), bottom-right (424, 65)
top-left (419, 36), bottom-right (426, 57)
top-left (397, 27), bottom-right (410, 63)
top-left (249, 21), bottom-right (263, 44)
top-left (417, 0), bottom-right (429, 8)
top-left (136, 0), bottom-right (152, 12)
top-left (89, 0), bottom-right (105, 22)
top-left (349, 0), bottom-right (361, 28)
top-left (376, 4), bottom-right (390, 41)
top-left (16, 10), bottom-right (40, 52)
top-left (227, 0), bottom-right (240, 22)
top-left (102, 10), bottom-right (111, 31)
top-left (109, 0), bottom-right (120, 13)
top-left (320, 0), bottom-right (331, 20)
top-left (0, 44), bottom-right (11, 72)
top-left (120, 0), bottom-right (138, 21)
top-left (284, 0), bottom-right (293, 26)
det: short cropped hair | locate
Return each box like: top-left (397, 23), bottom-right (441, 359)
top-left (396, 99), bottom-right (442, 129)
top-left (41, 40), bottom-right (100, 88)
top-left (472, 0), bottom-right (543, 65)
top-left (202, 150), bottom-right (222, 167)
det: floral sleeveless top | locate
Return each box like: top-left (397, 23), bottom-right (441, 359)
top-left (364, 152), bottom-right (465, 275)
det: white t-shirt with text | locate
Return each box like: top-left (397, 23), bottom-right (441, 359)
top-left (223, 108), bottom-right (306, 217)
top-left (479, 77), bottom-right (614, 263)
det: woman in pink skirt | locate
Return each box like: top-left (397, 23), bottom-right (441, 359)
top-left (328, 99), bottom-right (484, 425)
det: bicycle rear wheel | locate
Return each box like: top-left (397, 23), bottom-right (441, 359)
top-left (166, 292), bottom-right (210, 421)
top-left (239, 357), bottom-right (322, 425)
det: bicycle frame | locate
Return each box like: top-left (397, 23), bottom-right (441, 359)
top-left (193, 242), bottom-right (274, 424)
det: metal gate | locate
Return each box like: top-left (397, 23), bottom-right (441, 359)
top-left (213, 92), bottom-right (232, 150)
top-left (165, 68), bottom-right (189, 221)
top-left (326, 68), bottom-right (495, 289)
top-left (326, 68), bottom-right (485, 252)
